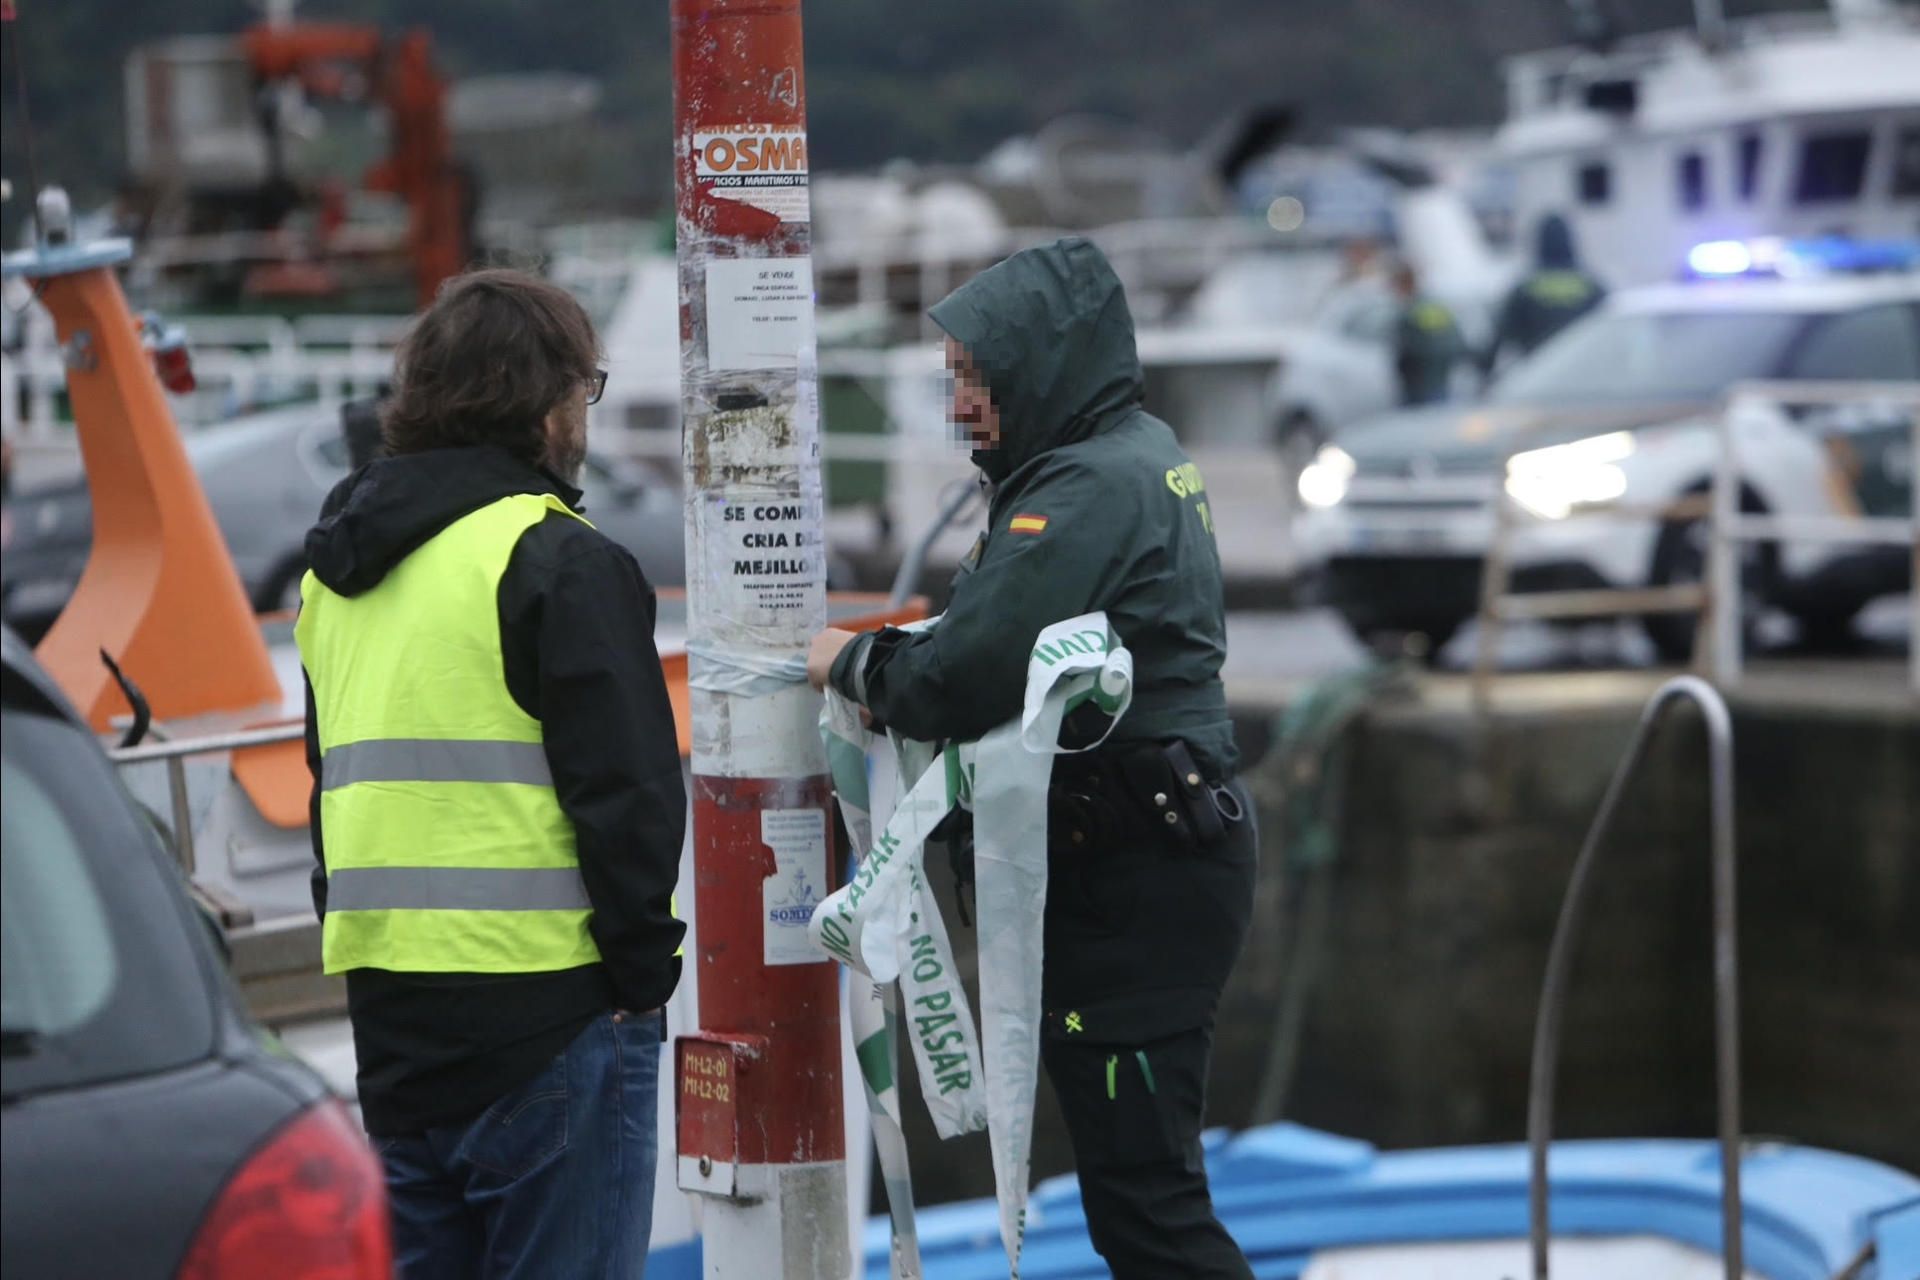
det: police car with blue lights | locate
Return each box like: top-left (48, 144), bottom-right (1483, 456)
top-left (1295, 239), bottom-right (1919, 660)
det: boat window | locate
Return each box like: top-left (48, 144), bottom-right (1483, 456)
top-left (1785, 305), bottom-right (1920, 382)
top-left (1576, 161), bottom-right (1611, 206)
top-left (1893, 124), bottom-right (1920, 199)
top-left (1490, 310), bottom-right (1805, 404)
top-left (1676, 151), bottom-right (1708, 212)
top-left (1793, 130), bottom-right (1873, 204)
top-left (1737, 132), bottom-right (1764, 202)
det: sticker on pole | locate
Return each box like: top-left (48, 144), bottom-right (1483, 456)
top-left (694, 124), bottom-right (810, 224)
top-left (762, 808), bottom-right (829, 966)
top-left (704, 257), bottom-right (815, 372)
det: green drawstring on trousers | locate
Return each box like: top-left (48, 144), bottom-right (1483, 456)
top-left (1106, 1051), bottom-right (1157, 1100)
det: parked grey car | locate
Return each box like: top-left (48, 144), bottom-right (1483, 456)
top-left (1, 405), bottom-right (687, 640)
top-left (1, 624), bottom-right (393, 1279)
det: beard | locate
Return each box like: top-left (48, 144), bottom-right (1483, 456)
top-left (546, 401), bottom-right (588, 486)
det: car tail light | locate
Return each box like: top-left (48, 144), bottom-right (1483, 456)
top-left (177, 1099), bottom-right (391, 1280)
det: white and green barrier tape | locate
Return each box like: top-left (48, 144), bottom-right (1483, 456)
top-left (815, 613), bottom-right (1135, 1277)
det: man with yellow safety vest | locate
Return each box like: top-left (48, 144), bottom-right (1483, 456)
top-left (297, 269), bottom-right (686, 1278)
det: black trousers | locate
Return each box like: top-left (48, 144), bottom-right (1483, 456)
top-left (1039, 775), bottom-right (1258, 1279)
top-left (1042, 1022), bottom-right (1253, 1279)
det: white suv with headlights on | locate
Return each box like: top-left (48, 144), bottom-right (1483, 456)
top-left (1294, 271), bottom-right (1920, 660)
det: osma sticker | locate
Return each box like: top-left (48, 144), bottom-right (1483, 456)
top-left (693, 124), bottom-right (809, 225)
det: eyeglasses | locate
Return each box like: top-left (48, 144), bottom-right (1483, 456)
top-left (586, 368), bottom-right (608, 405)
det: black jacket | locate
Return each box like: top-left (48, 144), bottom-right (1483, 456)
top-left (301, 446), bottom-right (686, 1135)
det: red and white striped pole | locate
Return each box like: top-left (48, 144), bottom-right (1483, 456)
top-left (669, 2), bottom-right (848, 1276)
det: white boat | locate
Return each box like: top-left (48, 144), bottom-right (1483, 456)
top-left (1498, 0), bottom-right (1920, 287)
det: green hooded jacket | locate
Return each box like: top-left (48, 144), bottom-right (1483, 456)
top-left (833, 237), bottom-right (1237, 775)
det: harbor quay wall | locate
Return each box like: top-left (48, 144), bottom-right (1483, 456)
top-left (885, 682), bottom-right (1918, 1207)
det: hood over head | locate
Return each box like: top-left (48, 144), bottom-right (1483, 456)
top-left (1535, 213), bottom-right (1580, 270)
top-left (304, 446), bottom-right (580, 597)
top-left (928, 237), bottom-right (1144, 482)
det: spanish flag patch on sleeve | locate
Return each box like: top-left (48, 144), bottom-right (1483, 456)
top-left (1009, 514), bottom-right (1049, 535)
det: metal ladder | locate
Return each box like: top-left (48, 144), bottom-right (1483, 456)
top-left (1525, 675), bottom-right (1743, 1280)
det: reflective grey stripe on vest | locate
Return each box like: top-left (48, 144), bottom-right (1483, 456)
top-left (326, 866), bottom-right (590, 912)
top-left (321, 738), bottom-right (552, 791)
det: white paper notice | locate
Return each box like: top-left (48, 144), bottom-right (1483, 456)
top-left (763, 808), bottom-right (830, 966)
top-left (705, 257), bottom-right (814, 372)
top-left (698, 491), bottom-right (826, 625)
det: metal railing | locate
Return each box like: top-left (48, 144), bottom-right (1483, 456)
top-left (1473, 379), bottom-right (1920, 707)
top-left (109, 721), bottom-right (305, 878)
top-left (1471, 487), bottom-right (1713, 710)
top-left (1527, 675), bottom-right (1742, 1280)
top-left (812, 215), bottom-right (1339, 337)
top-left (3, 216), bottom-right (1336, 440)
top-left (2, 305), bottom-right (401, 437)
top-left (1707, 381), bottom-right (1920, 693)
top-left (106, 720), bottom-right (339, 1023)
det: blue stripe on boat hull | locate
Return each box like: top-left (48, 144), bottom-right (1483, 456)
top-left (861, 1126), bottom-right (1920, 1280)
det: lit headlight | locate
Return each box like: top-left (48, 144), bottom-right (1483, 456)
top-left (1298, 444), bottom-right (1356, 510)
top-left (1504, 431), bottom-right (1635, 520)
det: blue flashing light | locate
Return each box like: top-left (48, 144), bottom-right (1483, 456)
top-left (1787, 235), bottom-right (1920, 274)
top-left (1684, 236), bottom-right (1920, 280)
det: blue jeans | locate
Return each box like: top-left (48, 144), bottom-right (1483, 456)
top-left (375, 1011), bottom-right (663, 1280)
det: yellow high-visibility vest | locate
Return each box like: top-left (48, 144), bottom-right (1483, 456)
top-left (296, 493), bottom-right (602, 976)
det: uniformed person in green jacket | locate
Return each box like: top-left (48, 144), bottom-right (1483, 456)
top-left (808, 237), bottom-right (1257, 1279)
top-left (1391, 260), bottom-right (1466, 407)
top-left (1482, 212), bottom-right (1607, 376)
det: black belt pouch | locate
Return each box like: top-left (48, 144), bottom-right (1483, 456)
top-left (1115, 740), bottom-right (1226, 851)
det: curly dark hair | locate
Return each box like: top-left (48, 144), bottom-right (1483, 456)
top-left (381, 268), bottom-right (602, 466)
